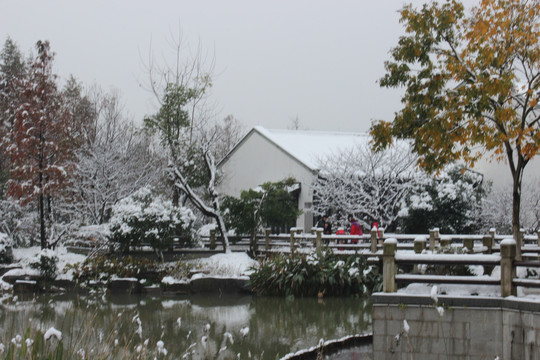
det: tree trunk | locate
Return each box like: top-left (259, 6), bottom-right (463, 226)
top-left (38, 129), bottom-right (47, 249)
top-left (512, 172), bottom-right (522, 260)
top-left (39, 192), bottom-right (46, 249)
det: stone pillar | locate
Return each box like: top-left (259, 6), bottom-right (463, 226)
top-left (383, 239), bottom-right (398, 293)
top-left (429, 229), bottom-right (436, 251)
top-left (489, 228), bottom-right (496, 244)
top-left (316, 229), bottom-right (323, 251)
top-left (500, 239), bottom-right (517, 297)
top-left (209, 229), bottom-right (216, 250)
top-left (290, 228), bottom-right (296, 253)
top-left (516, 229), bottom-right (524, 261)
top-left (463, 238), bottom-right (474, 253)
top-left (413, 236), bottom-right (426, 274)
top-left (482, 235), bottom-right (493, 254)
top-left (371, 228), bottom-right (378, 253)
top-left (265, 228), bottom-right (271, 251)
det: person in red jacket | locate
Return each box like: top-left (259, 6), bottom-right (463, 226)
top-left (349, 217), bottom-right (362, 243)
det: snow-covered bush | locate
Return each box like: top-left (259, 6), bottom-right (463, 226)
top-left (0, 199), bottom-right (39, 247)
top-left (30, 248), bottom-right (58, 283)
top-left (109, 186), bottom-right (196, 255)
top-left (313, 141), bottom-right (418, 231)
top-left (398, 164), bottom-right (486, 234)
top-left (0, 232), bottom-right (13, 264)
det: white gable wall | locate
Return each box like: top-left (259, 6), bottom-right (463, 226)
top-left (218, 130), bottom-right (316, 231)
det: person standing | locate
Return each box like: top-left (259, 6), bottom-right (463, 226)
top-left (349, 217), bottom-right (362, 244)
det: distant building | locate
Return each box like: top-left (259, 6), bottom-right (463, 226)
top-left (217, 126), bottom-right (372, 232)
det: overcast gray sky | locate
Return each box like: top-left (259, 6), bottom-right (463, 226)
top-left (2, 0), bottom-right (532, 184)
top-left (0, 0), bottom-right (414, 132)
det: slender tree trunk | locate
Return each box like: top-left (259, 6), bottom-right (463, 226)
top-left (39, 130), bottom-right (47, 249)
top-left (512, 171), bottom-right (522, 260)
top-left (39, 192), bottom-right (46, 249)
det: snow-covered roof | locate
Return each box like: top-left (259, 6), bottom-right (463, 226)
top-left (220, 126), bottom-right (371, 171)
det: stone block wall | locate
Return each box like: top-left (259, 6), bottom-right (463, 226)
top-left (372, 294), bottom-right (540, 359)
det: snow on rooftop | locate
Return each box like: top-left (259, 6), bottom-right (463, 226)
top-left (255, 126), bottom-right (371, 170)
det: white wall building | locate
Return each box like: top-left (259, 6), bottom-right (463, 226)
top-left (217, 126), bottom-right (372, 232)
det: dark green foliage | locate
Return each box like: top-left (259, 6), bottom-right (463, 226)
top-left (30, 250), bottom-right (58, 284)
top-left (223, 178), bottom-right (301, 236)
top-left (108, 187), bottom-right (196, 255)
top-left (66, 255), bottom-right (191, 285)
top-left (249, 249), bottom-right (382, 297)
top-left (399, 165), bottom-right (486, 234)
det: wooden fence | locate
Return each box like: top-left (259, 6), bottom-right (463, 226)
top-left (203, 227), bottom-right (540, 298)
top-left (203, 227), bottom-right (540, 257)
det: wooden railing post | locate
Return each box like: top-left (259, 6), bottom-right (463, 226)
top-left (209, 229), bottom-right (216, 250)
top-left (537, 230), bottom-right (540, 248)
top-left (316, 229), bottom-right (323, 251)
top-left (371, 228), bottom-right (378, 253)
top-left (463, 238), bottom-right (474, 253)
top-left (383, 238), bottom-right (398, 293)
top-left (500, 239), bottom-right (517, 297)
top-left (265, 228), bottom-right (271, 251)
top-left (290, 228), bottom-right (296, 253)
top-left (482, 235), bottom-right (493, 254)
top-left (413, 236), bottom-right (426, 273)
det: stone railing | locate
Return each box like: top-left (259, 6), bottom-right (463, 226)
top-left (381, 237), bottom-right (540, 297)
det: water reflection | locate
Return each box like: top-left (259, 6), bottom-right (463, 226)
top-left (0, 294), bottom-right (371, 359)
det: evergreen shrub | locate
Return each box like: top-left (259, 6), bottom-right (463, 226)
top-left (29, 249), bottom-right (58, 284)
top-left (0, 232), bottom-right (13, 264)
top-left (108, 186), bottom-right (196, 254)
top-left (249, 249), bottom-right (382, 297)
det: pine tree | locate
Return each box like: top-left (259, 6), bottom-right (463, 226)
top-left (0, 37), bottom-right (27, 197)
top-left (4, 41), bottom-right (80, 249)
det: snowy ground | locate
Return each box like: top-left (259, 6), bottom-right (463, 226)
top-left (0, 246), bottom-right (258, 290)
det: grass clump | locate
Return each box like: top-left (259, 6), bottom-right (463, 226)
top-left (249, 249), bottom-right (382, 297)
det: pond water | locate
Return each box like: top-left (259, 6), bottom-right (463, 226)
top-left (0, 294), bottom-right (372, 359)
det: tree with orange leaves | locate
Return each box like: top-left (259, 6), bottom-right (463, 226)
top-left (4, 41), bottom-right (80, 249)
top-left (371, 0), bottom-right (540, 256)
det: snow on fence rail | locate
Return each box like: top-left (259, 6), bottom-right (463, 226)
top-left (381, 238), bottom-right (540, 297)
top-left (201, 227), bottom-right (540, 297)
top-left (202, 227), bottom-right (540, 257)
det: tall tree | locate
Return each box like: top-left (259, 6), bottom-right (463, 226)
top-left (371, 0), bottom-right (540, 253)
top-left (0, 37), bottom-right (27, 197)
top-left (4, 41), bottom-right (80, 249)
top-left (65, 89), bottom-right (160, 225)
top-left (313, 141), bottom-right (418, 231)
top-left (142, 32), bottom-right (231, 252)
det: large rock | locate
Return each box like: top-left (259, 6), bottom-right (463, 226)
top-left (190, 277), bottom-right (251, 294)
top-left (13, 280), bottom-right (38, 294)
top-left (109, 278), bottom-right (143, 295)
